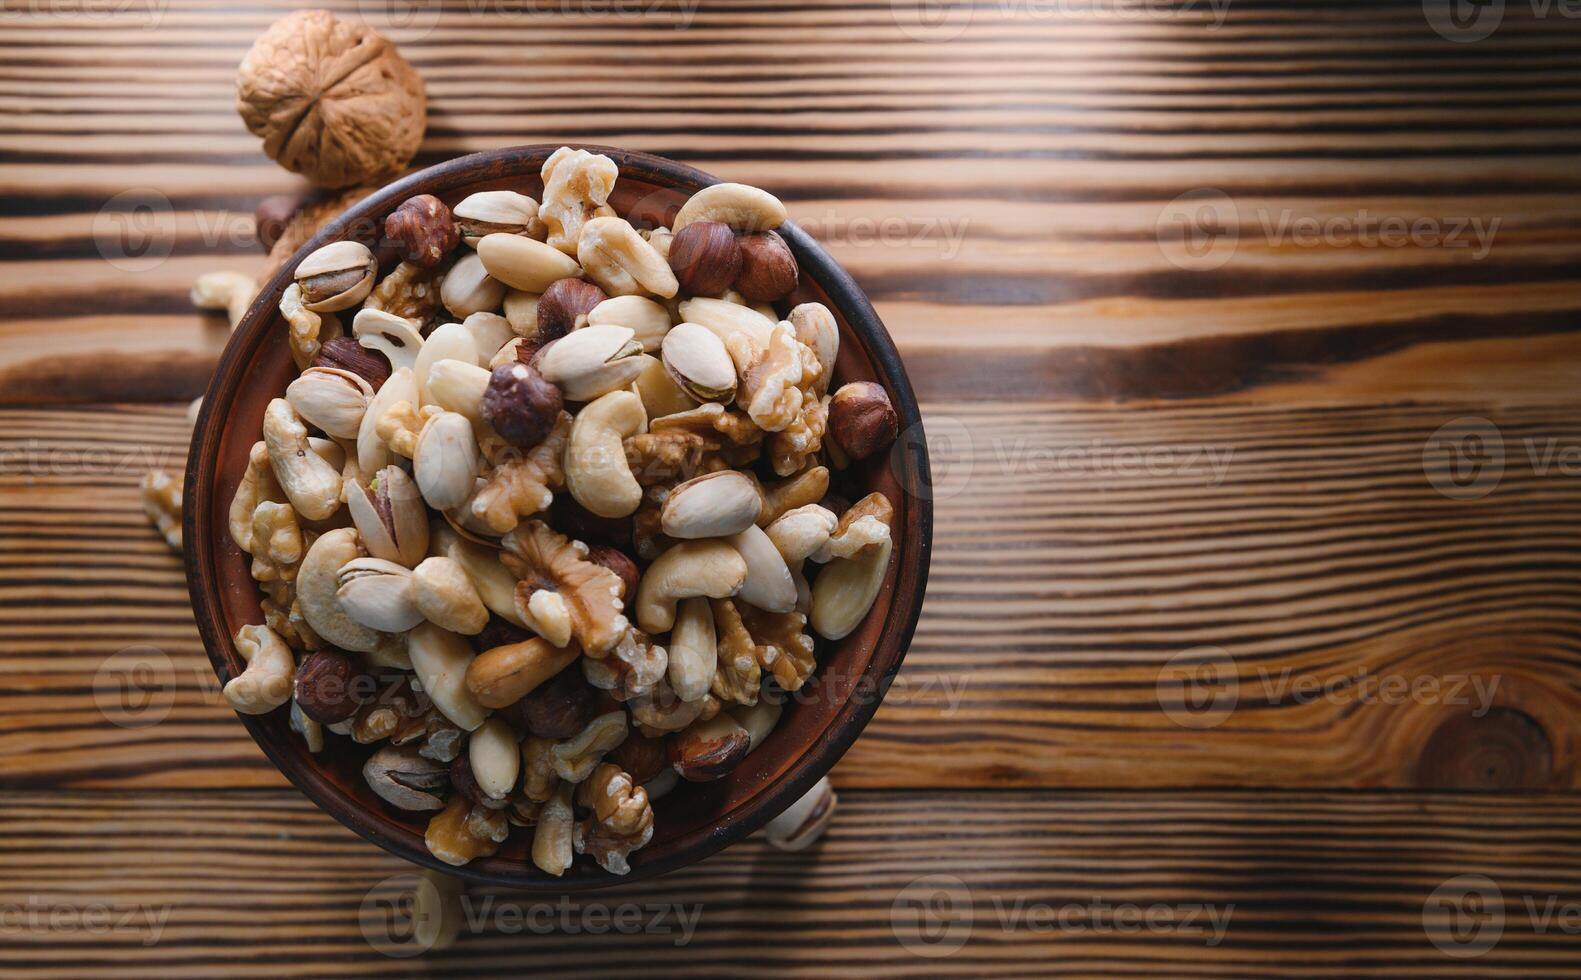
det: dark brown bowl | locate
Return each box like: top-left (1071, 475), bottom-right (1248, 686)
top-left (183, 145), bottom-right (931, 889)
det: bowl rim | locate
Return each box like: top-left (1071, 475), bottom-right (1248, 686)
top-left (183, 144), bottom-right (932, 889)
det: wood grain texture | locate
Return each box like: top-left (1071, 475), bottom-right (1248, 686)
top-left (1, 1), bottom-right (1578, 403)
top-left (3, 789), bottom-right (1580, 977)
top-left (5, 0), bottom-right (1581, 971)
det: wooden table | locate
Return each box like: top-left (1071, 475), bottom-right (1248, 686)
top-left (4, 0), bottom-right (1580, 974)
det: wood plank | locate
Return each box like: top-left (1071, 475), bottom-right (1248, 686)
top-left (5, 401), bottom-right (1580, 791)
top-left (0, 789), bottom-right (1577, 976)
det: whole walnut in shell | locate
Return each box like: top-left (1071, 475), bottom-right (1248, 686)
top-left (236, 10), bottom-right (426, 188)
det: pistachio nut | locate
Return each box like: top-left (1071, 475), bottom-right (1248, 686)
top-left (346, 465), bottom-right (430, 568)
top-left (577, 216), bottom-right (679, 299)
top-left (353, 307), bottom-right (425, 375)
top-left (337, 556), bottom-right (425, 633)
top-left (363, 744), bottom-right (449, 812)
top-left (661, 471), bottom-right (761, 539)
top-left (425, 358), bottom-right (491, 424)
top-left (261, 398), bottom-right (342, 522)
top-left (441, 252), bottom-right (507, 319)
top-left (534, 325), bottom-right (645, 402)
top-left (285, 366), bottom-right (372, 440)
top-left (413, 411), bottom-right (481, 511)
top-left (413, 322), bottom-right (481, 408)
top-left (295, 240), bottom-right (377, 313)
top-left (661, 322), bottom-right (737, 403)
top-left (587, 294), bottom-right (671, 351)
top-left (477, 232), bottom-right (583, 293)
top-left (452, 190), bottom-right (541, 245)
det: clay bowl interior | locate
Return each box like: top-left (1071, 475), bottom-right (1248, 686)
top-left (184, 145), bottom-right (931, 889)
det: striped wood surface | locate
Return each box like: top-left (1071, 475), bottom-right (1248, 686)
top-left (2, 0), bottom-right (1580, 973)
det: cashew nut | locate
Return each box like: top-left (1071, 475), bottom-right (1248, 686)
top-left (672, 182), bottom-right (788, 233)
top-left (668, 597), bottom-right (716, 703)
top-left (297, 528), bottom-right (386, 657)
top-left (190, 270), bottom-right (256, 328)
top-left (565, 389), bottom-right (646, 519)
top-left (577, 216), bottom-right (679, 299)
top-left (224, 623), bottom-right (294, 714)
top-left (353, 307), bottom-right (424, 374)
top-left (635, 539), bottom-right (748, 634)
top-left (407, 621), bottom-right (488, 731)
top-left (533, 782), bottom-right (574, 877)
top-left (262, 398), bottom-right (342, 521)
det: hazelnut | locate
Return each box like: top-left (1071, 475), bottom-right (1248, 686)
top-left (516, 665), bottom-right (597, 739)
top-left (536, 278), bottom-right (608, 344)
top-left (609, 734), bottom-right (666, 785)
top-left (294, 649), bottom-right (372, 724)
top-left (585, 545), bottom-right (639, 605)
top-left (254, 194), bottom-right (302, 252)
top-left (385, 194), bottom-right (459, 268)
top-left (312, 336), bottom-right (391, 390)
top-left (734, 231), bottom-right (797, 302)
top-left (827, 382), bottom-right (898, 460)
top-left (668, 221), bottom-right (741, 296)
top-left (667, 713), bottom-right (751, 782)
top-left (480, 362), bottom-right (563, 448)
top-left (449, 752), bottom-right (486, 806)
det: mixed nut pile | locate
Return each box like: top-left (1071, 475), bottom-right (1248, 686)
top-left (222, 147), bottom-right (899, 876)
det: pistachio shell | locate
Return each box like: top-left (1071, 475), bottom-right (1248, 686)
top-left (661, 322), bottom-right (736, 403)
top-left (285, 367), bottom-right (372, 440)
top-left (534, 325), bottom-right (644, 401)
top-left (337, 557), bottom-right (424, 633)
